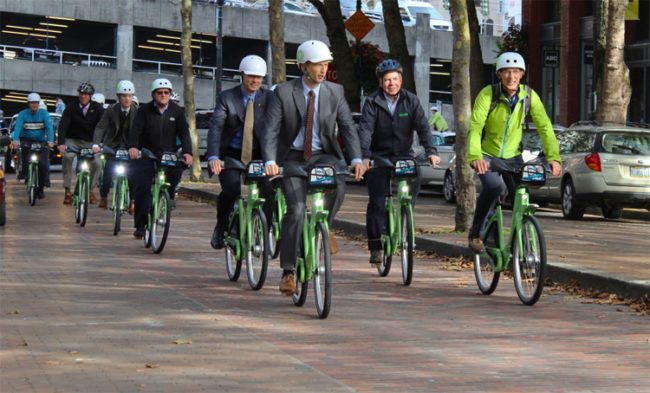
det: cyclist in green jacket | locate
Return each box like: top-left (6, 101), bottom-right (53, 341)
top-left (467, 52), bottom-right (562, 254)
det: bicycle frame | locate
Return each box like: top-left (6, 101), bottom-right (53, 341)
top-left (482, 186), bottom-right (539, 272)
top-left (271, 186), bottom-right (286, 244)
top-left (111, 162), bottom-right (129, 212)
top-left (296, 188), bottom-right (329, 283)
top-left (27, 148), bottom-right (40, 190)
top-left (226, 179), bottom-right (266, 261)
top-left (147, 166), bottom-right (170, 231)
top-left (383, 176), bottom-right (415, 257)
top-left (73, 160), bottom-right (91, 205)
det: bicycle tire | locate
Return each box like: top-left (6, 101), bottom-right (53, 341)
top-left (79, 175), bottom-right (89, 227)
top-left (292, 261), bottom-right (309, 306)
top-left (113, 178), bottom-right (123, 235)
top-left (473, 222), bottom-right (501, 294)
top-left (313, 222), bottom-right (332, 319)
top-left (400, 205), bottom-right (414, 286)
top-left (0, 202), bottom-right (5, 226)
top-left (151, 190), bottom-right (171, 254)
top-left (73, 181), bottom-right (80, 223)
top-left (269, 208), bottom-right (281, 259)
top-left (28, 164), bottom-right (37, 206)
top-left (377, 235), bottom-right (392, 277)
top-left (225, 207), bottom-right (242, 281)
top-left (513, 215), bottom-right (547, 305)
top-left (246, 208), bottom-right (269, 290)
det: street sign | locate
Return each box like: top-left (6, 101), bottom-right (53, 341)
top-left (326, 63), bottom-right (338, 83)
top-left (344, 10), bottom-right (374, 41)
top-left (544, 50), bottom-right (559, 68)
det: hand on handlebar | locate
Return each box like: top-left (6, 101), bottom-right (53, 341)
top-left (209, 158), bottom-right (222, 175)
top-left (351, 162), bottom-right (366, 181)
top-left (549, 160), bottom-right (562, 177)
top-left (183, 153), bottom-right (193, 166)
top-left (128, 147), bottom-right (140, 160)
top-left (57, 144), bottom-right (66, 155)
top-left (472, 159), bottom-right (489, 175)
top-left (265, 164), bottom-right (280, 176)
top-left (428, 154), bottom-right (441, 168)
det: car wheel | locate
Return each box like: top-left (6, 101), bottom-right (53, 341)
top-left (601, 206), bottom-right (623, 219)
top-left (561, 179), bottom-right (585, 220)
top-left (443, 171), bottom-right (456, 203)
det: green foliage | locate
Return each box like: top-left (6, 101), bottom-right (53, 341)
top-left (496, 24), bottom-right (529, 61)
top-left (350, 40), bottom-right (386, 96)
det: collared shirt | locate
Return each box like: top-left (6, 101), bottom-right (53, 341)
top-left (121, 106), bottom-right (130, 116)
top-left (79, 102), bottom-right (89, 116)
top-left (383, 92), bottom-right (400, 115)
top-left (291, 78), bottom-right (322, 151)
top-left (228, 86), bottom-right (258, 150)
top-left (157, 103), bottom-right (169, 115)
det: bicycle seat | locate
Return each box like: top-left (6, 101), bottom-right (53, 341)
top-left (487, 157), bottom-right (520, 174)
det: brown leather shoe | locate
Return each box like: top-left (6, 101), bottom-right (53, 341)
top-left (89, 191), bottom-right (97, 204)
top-left (279, 273), bottom-right (296, 296)
top-left (468, 236), bottom-right (486, 254)
top-left (98, 197), bottom-right (108, 209)
top-left (63, 191), bottom-right (73, 205)
top-left (129, 200), bottom-right (135, 215)
top-left (329, 231), bottom-right (338, 255)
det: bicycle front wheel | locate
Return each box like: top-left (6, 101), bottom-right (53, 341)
top-left (513, 216), bottom-right (547, 305)
top-left (313, 222), bottom-right (332, 319)
top-left (28, 164), bottom-right (37, 206)
top-left (269, 208), bottom-right (281, 259)
top-left (225, 210), bottom-right (242, 281)
top-left (151, 191), bottom-right (171, 254)
top-left (112, 178), bottom-right (123, 235)
top-left (399, 206), bottom-right (414, 286)
top-left (377, 235), bottom-right (392, 277)
top-left (246, 208), bottom-right (269, 290)
top-left (79, 175), bottom-right (89, 227)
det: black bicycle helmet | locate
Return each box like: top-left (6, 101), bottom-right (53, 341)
top-left (376, 59), bottom-right (403, 79)
top-left (78, 82), bottom-right (95, 95)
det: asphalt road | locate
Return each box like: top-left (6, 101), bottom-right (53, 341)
top-left (1, 177), bottom-right (649, 392)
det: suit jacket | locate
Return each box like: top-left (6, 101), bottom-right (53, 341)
top-left (206, 85), bottom-right (274, 159)
top-left (262, 78), bottom-right (361, 165)
top-left (93, 102), bottom-right (139, 148)
top-left (58, 100), bottom-right (105, 145)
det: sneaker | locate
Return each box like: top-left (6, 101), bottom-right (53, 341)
top-left (133, 227), bottom-right (145, 239)
top-left (369, 249), bottom-right (382, 266)
top-left (98, 197), bottom-right (108, 209)
top-left (89, 191), bottom-right (97, 204)
top-left (63, 191), bottom-right (73, 205)
top-left (279, 272), bottom-right (296, 296)
top-left (468, 236), bottom-right (486, 254)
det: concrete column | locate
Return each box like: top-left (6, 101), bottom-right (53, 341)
top-left (117, 0), bottom-right (134, 80)
top-left (414, 13), bottom-right (431, 110)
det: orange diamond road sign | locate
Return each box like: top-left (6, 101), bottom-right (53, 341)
top-left (345, 10), bottom-right (374, 41)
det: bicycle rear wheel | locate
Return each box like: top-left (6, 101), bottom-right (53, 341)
top-left (79, 175), bottom-right (89, 227)
top-left (28, 164), bottom-right (37, 206)
top-left (400, 206), bottom-right (414, 286)
top-left (246, 208), bottom-right (269, 290)
top-left (269, 208), bottom-right (281, 259)
top-left (112, 179), bottom-right (123, 235)
top-left (225, 207), bottom-right (242, 281)
top-left (513, 216), bottom-right (547, 305)
top-left (151, 190), bottom-right (171, 254)
top-left (313, 222), bottom-right (332, 319)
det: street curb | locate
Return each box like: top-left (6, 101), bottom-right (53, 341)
top-left (178, 186), bottom-right (650, 300)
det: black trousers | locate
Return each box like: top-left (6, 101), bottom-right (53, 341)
top-left (365, 167), bottom-right (421, 251)
top-left (100, 156), bottom-right (134, 199)
top-left (20, 141), bottom-right (49, 192)
top-left (279, 151), bottom-right (347, 270)
top-left (216, 148), bottom-right (273, 232)
top-left (132, 158), bottom-right (183, 229)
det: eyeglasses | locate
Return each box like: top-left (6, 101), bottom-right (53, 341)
top-left (155, 90), bottom-right (171, 95)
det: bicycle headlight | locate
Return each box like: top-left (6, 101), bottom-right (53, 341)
top-left (81, 161), bottom-right (89, 170)
top-left (252, 188), bottom-right (258, 196)
top-left (401, 185), bottom-right (409, 193)
top-left (115, 165), bottom-right (125, 175)
top-left (159, 173), bottom-right (165, 182)
top-left (31, 154), bottom-right (38, 162)
top-left (314, 198), bottom-right (324, 207)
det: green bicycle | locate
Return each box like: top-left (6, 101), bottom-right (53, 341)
top-left (279, 164), bottom-right (347, 319)
top-left (223, 158), bottom-right (270, 290)
top-left (102, 146), bottom-right (131, 236)
top-left (25, 142), bottom-right (44, 206)
top-left (473, 158), bottom-right (548, 305)
top-left (372, 156), bottom-right (421, 286)
top-left (67, 145), bottom-right (95, 227)
top-left (141, 148), bottom-right (184, 254)
top-left (268, 177), bottom-right (286, 259)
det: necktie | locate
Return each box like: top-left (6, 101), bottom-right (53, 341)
top-left (303, 90), bottom-right (315, 161)
top-left (241, 96), bottom-right (254, 165)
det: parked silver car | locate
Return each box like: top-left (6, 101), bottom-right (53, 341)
top-left (529, 121), bottom-right (650, 219)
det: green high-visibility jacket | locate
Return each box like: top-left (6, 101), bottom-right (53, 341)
top-left (468, 83), bottom-right (561, 164)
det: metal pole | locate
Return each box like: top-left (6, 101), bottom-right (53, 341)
top-left (216, 0), bottom-right (224, 94)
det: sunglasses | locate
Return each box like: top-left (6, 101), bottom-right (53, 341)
top-left (155, 90), bottom-right (171, 95)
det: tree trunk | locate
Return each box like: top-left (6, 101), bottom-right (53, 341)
top-left (466, 0), bottom-right (484, 101)
top-left (380, 0), bottom-right (416, 93)
top-left (594, 0), bottom-right (631, 122)
top-left (449, 0), bottom-right (475, 232)
top-left (308, 0), bottom-right (360, 111)
top-left (181, 0), bottom-right (203, 181)
top-left (269, 0), bottom-right (286, 85)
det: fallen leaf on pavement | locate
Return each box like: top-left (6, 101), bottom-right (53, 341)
top-left (69, 350), bottom-right (78, 355)
top-left (7, 310), bottom-right (19, 315)
top-left (145, 364), bottom-right (159, 368)
top-left (173, 339), bottom-right (192, 345)
top-left (46, 361), bottom-right (60, 365)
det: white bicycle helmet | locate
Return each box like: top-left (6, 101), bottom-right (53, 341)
top-left (151, 78), bottom-right (173, 92)
top-left (39, 100), bottom-right (47, 110)
top-left (92, 93), bottom-right (106, 104)
top-left (170, 91), bottom-right (180, 103)
top-left (132, 95), bottom-right (139, 105)
top-left (116, 80), bottom-right (135, 95)
top-left (239, 55), bottom-right (267, 77)
top-left (27, 92), bottom-right (41, 102)
top-left (496, 52), bottom-right (526, 72)
top-left (296, 40), bottom-right (333, 65)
